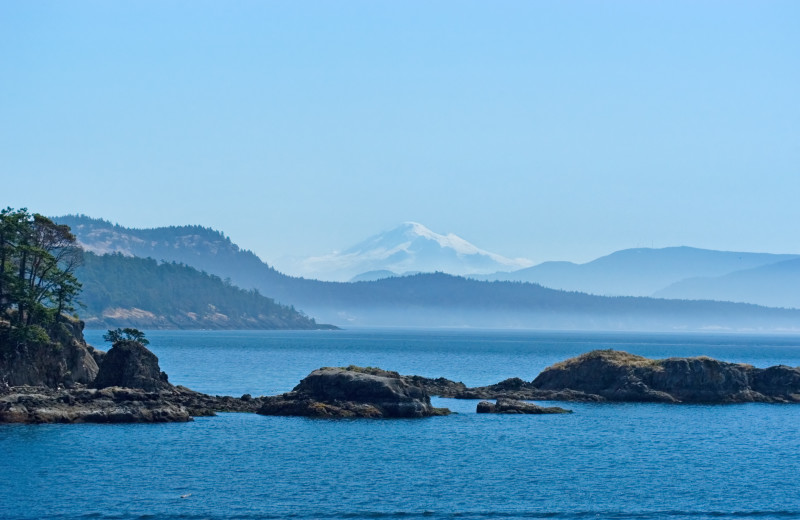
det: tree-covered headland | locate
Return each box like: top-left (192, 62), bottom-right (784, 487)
top-left (0, 207), bottom-right (83, 344)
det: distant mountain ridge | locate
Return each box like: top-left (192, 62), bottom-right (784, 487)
top-left (301, 222), bottom-right (533, 281)
top-left (55, 215), bottom-right (800, 330)
top-left (479, 246), bottom-right (799, 299)
top-left (654, 258), bottom-right (800, 309)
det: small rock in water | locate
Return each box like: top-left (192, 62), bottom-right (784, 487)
top-left (477, 398), bottom-right (572, 414)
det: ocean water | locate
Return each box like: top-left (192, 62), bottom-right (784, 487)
top-left (3, 329), bottom-right (800, 520)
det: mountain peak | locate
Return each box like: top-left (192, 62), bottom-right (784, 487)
top-left (301, 222), bottom-right (533, 281)
top-left (394, 222), bottom-right (484, 256)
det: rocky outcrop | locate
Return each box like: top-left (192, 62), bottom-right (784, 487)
top-left (0, 318), bottom-right (100, 388)
top-left (5, 337), bottom-right (799, 424)
top-left (2, 341), bottom-right (454, 422)
top-left (450, 378), bottom-right (596, 402)
top-left (751, 365), bottom-right (800, 400)
top-left (528, 350), bottom-right (800, 403)
top-left (476, 398), bottom-right (572, 414)
top-left (0, 385), bottom-right (268, 424)
top-left (0, 386), bottom-right (191, 423)
top-left (419, 350), bottom-right (800, 404)
top-left (92, 340), bottom-right (172, 391)
top-left (168, 386), bottom-right (265, 416)
top-left (258, 366), bottom-right (451, 418)
top-left (402, 374), bottom-right (468, 397)
top-left (0, 332), bottom-right (267, 423)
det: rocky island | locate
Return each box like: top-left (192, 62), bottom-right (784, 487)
top-left (419, 349), bottom-right (800, 404)
top-left (5, 319), bottom-right (800, 424)
top-left (0, 320), bottom-right (252, 423)
top-left (0, 320), bottom-right (450, 422)
top-left (258, 366), bottom-right (450, 418)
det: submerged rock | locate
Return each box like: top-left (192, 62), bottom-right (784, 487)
top-left (258, 366), bottom-right (451, 418)
top-left (476, 398), bottom-right (572, 414)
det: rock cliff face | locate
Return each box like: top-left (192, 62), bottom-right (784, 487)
top-left (0, 319), bottom-right (101, 388)
top-left (258, 366), bottom-right (451, 418)
top-left (530, 350), bottom-right (800, 403)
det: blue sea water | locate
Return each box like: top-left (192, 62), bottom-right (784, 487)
top-left (3, 329), bottom-right (800, 520)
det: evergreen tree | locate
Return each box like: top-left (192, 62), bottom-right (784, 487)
top-left (103, 327), bottom-right (149, 345)
top-left (0, 208), bottom-right (83, 331)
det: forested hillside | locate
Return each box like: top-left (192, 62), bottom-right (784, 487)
top-left (56, 215), bottom-right (275, 292)
top-left (76, 253), bottom-right (335, 330)
top-left (61, 215), bottom-right (800, 331)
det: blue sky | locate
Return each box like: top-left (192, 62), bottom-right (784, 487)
top-left (1, 1), bottom-right (798, 274)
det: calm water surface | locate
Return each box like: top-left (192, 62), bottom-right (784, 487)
top-left (2, 329), bottom-right (800, 520)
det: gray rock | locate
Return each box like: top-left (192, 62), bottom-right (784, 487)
top-left (476, 398), bottom-right (572, 414)
top-left (0, 384), bottom-right (271, 424)
top-left (0, 386), bottom-right (191, 423)
top-left (258, 366), bottom-right (451, 418)
top-left (402, 374), bottom-right (468, 397)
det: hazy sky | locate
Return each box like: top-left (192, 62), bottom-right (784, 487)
top-left (2, 1), bottom-right (798, 274)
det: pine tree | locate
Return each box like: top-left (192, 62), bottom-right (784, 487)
top-left (0, 208), bottom-right (83, 331)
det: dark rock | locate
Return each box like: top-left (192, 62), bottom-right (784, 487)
top-left (92, 341), bottom-right (172, 392)
top-left (402, 375), bottom-right (468, 397)
top-left (649, 357), bottom-right (752, 402)
top-left (529, 349), bottom-right (800, 403)
top-left (258, 366), bottom-right (451, 418)
top-left (0, 386), bottom-right (191, 423)
top-left (751, 365), bottom-right (800, 401)
top-left (169, 386), bottom-right (265, 415)
top-left (258, 394), bottom-right (386, 418)
top-left (0, 318), bottom-right (99, 388)
top-left (453, 377), bottom-right (548, 400)
top-left (446, 350), bottom-right (800, 404)
top-left (476, 398), bottom-right (572, 414)
top-left (0, 384), bottom-right (270, 424)
top-left (1, 331), bottom-right (270, 423)
top-left (476, 400), bottom-right (495, 413)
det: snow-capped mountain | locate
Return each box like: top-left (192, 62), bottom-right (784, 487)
top-left (300, 222), bottom-right (533, 282)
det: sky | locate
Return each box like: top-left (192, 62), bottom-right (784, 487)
top-left (1, 1), bottom-right (798, 276)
